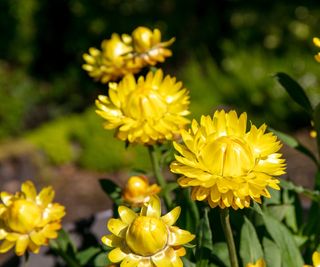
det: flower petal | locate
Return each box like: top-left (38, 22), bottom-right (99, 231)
top-left (161, 207), bottom-right (181, 226)
top-left (15, 235), bottom-right (29, 256)
top-left (21, 181), bottom-right (37, 201)
top-left (168, 226), bottom-right (195, 246)
top-left (118, 206), bottom-right (137, 225)
top-left (0, 240), bottom-right (15, 253)
top-left (140, 196), bottom-right (161, 218)
top-left (108, 247), bottom-right (127, 263)
top-left (0, 192), bottom-right (13, 206)
top-left (107, 218), bottom-right (128, 237)
top-left (101, 234), bottom-right (122, 247)
top-left (37, 186), bottom-right (55, 207)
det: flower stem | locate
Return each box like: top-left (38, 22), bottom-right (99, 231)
top-left (219, 208), bottom-right (239, 267)
top-left (49, 240), bottom-right (80, 267)
top-left (148, 145), bottom-right (172, 209)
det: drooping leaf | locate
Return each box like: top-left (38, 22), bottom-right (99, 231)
top-left (94, 252), bottom-right (111, 267)
top-left (280, 180), bottom-right (320, 202)
top-left (274, 72), bottom-right (313, 114)
top-left (263, 213), bottom-right (304, 267)
top-left (262, 238), bottom-right (281, 267)
top-left (240, 217), bottom-right (264, 266)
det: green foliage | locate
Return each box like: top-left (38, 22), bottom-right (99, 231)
top-left (25, 107), bottom-right (150, 171)
top-left (180, 48), bottom-right (320, 130)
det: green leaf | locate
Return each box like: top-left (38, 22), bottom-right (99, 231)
top-left (94, 252), bottom-right (110, 267)
top-left (99, 178), bottom-right (122, 205)
top-left (212, 242), bottom-right (231, 267)
top-left (263, 213), bottom-right (304, 267)
top-left (266, 205), bottom-right (290, 221)
top-left (280, 180), bottom-right (320, 202)
top-left (270, 128), bottom-right (318, 166)
top-left (76, 247), bottom-right (101, 265)
top-left (263, 238), bottom-right (281, 267)
top-left (182, 258), bottom-right (196, 267)
top-left (240, 216), bottom-right (264, 266)
top-left (274, 72), bottom-right (313, 114)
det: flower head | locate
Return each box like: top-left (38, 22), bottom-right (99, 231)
top-left (122, 176), bottom-right (161, 206)
top-left (101, 196), bottom-right (195, 266)
top-left (83, 33), bottom-right (142, 83)
top-left (0, 181), bottom-right (65, 256)
top-left (304, 251), bottom-right (320, 267)
top-left (96, 69), bottom-right (190, 144)
top-left (313, 37), bottom-right (320, 63)
top-left (170, 110), bottom-right (286, 209)
top-left (246, 258), bottom-right (266, 267)
top-left (132, 26), bottom-right (175, 65)
top-left (83, 26), bottom-right (175, 83)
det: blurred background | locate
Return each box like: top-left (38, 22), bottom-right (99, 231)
top-left (0, 0), bottom-right (319, 223)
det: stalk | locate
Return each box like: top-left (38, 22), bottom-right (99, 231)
top-left (219, 208), bottom-right (239, 267)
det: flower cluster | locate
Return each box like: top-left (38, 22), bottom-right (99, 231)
top-left (0, 181), bottom-right (65, 256)
top-left (83, 26), bottom-right (175, 83)
top-left (95, 69), bottom-right (190, 144)
top-left (170, 110), bottom-right (286, 209)
top-left (101, 196), bottom-right (195, 267)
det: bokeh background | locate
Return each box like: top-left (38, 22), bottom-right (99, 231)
top-left (0, 0), bottom-right (319, 223)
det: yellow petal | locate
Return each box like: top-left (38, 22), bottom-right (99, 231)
top-left (107, 218), bottom-right (128, 237)
top-left (140, 196), bottom-right (161, 218)
top-left (108, 247), bottom-right (127, 263)
top-left (21, 181), bottom-right (37, 200)
top-left (101, 234), bottom-right (122, 247)
top-left (118, 206), bottom-right (137, 225)
top-left (312, 251), bottom-right (320, 266)
top-left (28, 240), bottom-right (40, 254)
top-left (161, 207), bottom-right (181, 226)
top-left (0, 240), bottom-right (15, 253)
top-left (30, 231), bottom-right (47, 245)
top-left (0, 229), bottom-right (7, 240)
top-left (15, 235), bottom-right (29, 256)
top-left (168, 226), bottom-right (195, 246)
top-left (37, 186), bottom-right (55, 207)
top-left (120, 255), bottom-right (140, 267)
top-left (0, 192), bottom-right (13, 206)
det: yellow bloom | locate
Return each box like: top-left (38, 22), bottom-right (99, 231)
top-left (313, 37), bottom-right (320, 62)
top-left (82, 33), bottom-right (142, 83)
top-left (96, 69), bottom-right (190, 144)
top-left (304, 251), bottom-right (320, 267)
top-left (0, 181), bottom-right (65, 256)
top-left (122, 176), bottom-right (161, 206)
top-left (132, 26), bottom-right (175, 65)
top-left (101, 196), bottom-right (195, 267)
top-left (246, 258), bottom-right (266, 267)
top-left (170, 110), bottom-right (286, 209)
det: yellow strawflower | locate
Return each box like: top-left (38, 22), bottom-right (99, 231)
top-left (246, 258), bottom-right (266, 267)
top-left (122, 176), bottom-right (161, 206)
top-left (96, 69), bottom-right (190, 144)
top-left (101, 196), bottom-right (195, 266)
top-left (82, 26), bottom-right (175, 83)
top-left (313, 37), bottom-right (320, 62)
top-left (82, 33), bottom-right (142, 83)
top-left (170, 110), bottom-right (286, 209)
top-left (132, 26), bottom-right (175, 65)
top-left (0, 181), bottom-right (65, 256)
top-left (304, 251), bottom-right (320, 267)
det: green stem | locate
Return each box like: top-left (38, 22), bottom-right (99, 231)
top-left (219, 208), bottom-right (239, 267)
top-left (148, 145), bottom-right (172, 209)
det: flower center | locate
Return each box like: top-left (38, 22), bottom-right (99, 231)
top-left (5, 199), bottom-right (42, 234)
top-left (201, 135), bottom-right (254, 177)
top-left (124, 176), bottom-right (149, 198)
top-left (126, 216), bottom-right (168, 256)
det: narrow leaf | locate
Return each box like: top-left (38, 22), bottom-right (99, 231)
top-left (263, 213), bottom-right (304, 267)
top-left (263, 238), bottom-right (281, 267)
top-left (99, 179), bottom-right (122, 205)
top-left (275, 72), bottom-right (313, 114)
top-left (76, 247), bottom-right (101, 265)
top-left (240, 217), bottom-right (264, 266)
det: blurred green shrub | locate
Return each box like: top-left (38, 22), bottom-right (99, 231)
top-left (26, 107), bottom-right (150, 171)
top-left (0, 61), bottom-right (41, 139)
top-left (180, 47), bottom-right (320, 131)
